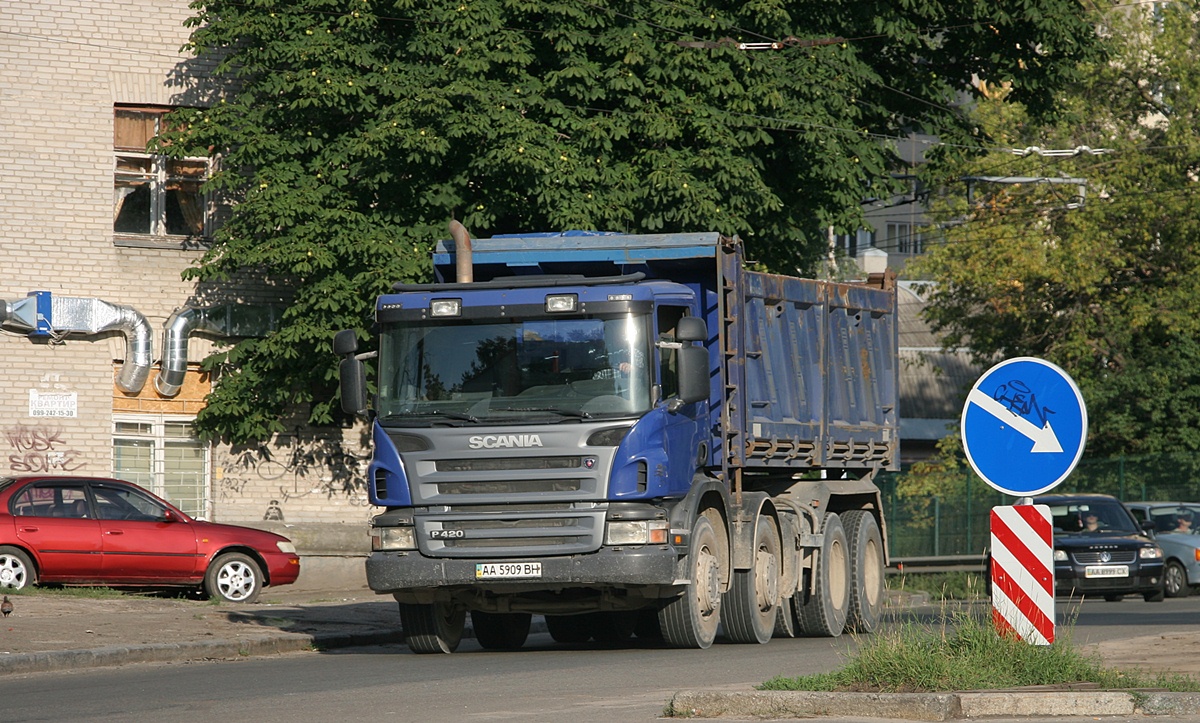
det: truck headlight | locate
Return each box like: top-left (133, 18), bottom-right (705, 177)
top-left (1140, 546), bottom-right (1163, 559)
top-left (373, 526), bottom-right (417, 551)
top-left (605, 520), bottom-right (668, 546)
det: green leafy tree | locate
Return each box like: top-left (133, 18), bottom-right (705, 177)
top-left (910, 1), bottom-right (1200, 457)
top-left (158, 0), bottom-right (1100, 443)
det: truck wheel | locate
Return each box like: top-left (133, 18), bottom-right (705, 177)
top-left (797, 512), bottom-right (850, 638)
top-left (546, 615), bottom-right (592, 643)
top-left (659, 509), bottom-right (724, 649)
top-left (723, 514), bottom-right (781, 644)
top-left (471, 611), bottom-right (532, 650)
top-left (841, 509), bottom-right (885, 633)
top-left (1165, 561), bottom-right (1190, 598)
top-left (400, 602), bottom-right (465, 654)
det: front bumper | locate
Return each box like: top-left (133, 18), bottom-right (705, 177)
top-left (263, 553), bottom-right (302, 587)
top-left (1054, 561), bottom-right (1163, 597)
top-left (366, 544), bottom-right (678, 593)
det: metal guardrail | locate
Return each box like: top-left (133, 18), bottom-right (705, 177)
top-left (888, 555), bottom-right (986, 575)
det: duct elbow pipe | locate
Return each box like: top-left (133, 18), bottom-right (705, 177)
top-left (156, 307), bottom-right (224, 397)
top-left (111, 304), bottom-right (153, 393)
top-left (449, 219), bottom-right (473, 284)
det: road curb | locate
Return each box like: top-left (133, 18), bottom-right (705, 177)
top-left (666, 689), bottom-right (1200, 720)
top-left (0, 629), bottom-right (406, 676)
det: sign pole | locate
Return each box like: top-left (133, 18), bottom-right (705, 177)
top-left (961, 357), bottom-right (1088, 645)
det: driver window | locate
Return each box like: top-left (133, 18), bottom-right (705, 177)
top-left (93, 485), bottom-right (165, 521)
top-left (657, 306), bottom-right (687, 400)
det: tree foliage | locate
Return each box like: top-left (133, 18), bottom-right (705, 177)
top-left (158, 0), bottom-right (1100, 443)
top-left (910, 1), bottom-right (1200, 457)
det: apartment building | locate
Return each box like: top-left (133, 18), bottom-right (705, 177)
top-left (0, 2), bottom-right (369, 552)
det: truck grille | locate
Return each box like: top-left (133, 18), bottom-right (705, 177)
top-left (415, 454), bottom-right (601, 504)
top-left (437, 479), bottom-right (583, 495)
top-left (438, 456), bottom-right (580, 471)
top-left (416, 508), bottom-right (604, 558)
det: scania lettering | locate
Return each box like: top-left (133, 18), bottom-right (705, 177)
top-left (468, 434), bottom-right (544, 449)
top-left (336, 228), bottom-right (899, 653)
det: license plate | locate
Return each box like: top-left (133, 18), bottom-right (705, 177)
top-left (475, 562), bottom-right (542, 579)
top-left (1085, 565), bottom-right (1129, 578)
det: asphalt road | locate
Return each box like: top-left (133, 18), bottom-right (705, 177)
top-left (3, 596), bottom-right (1199, 723)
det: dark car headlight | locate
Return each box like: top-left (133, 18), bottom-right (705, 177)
top-left (1140, 547), bottom-right (1164, 559)
top-left (1054, 549), bottom-right (1068, 562)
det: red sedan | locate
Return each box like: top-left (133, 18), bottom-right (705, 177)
top-left (0, 475), bottom-right (300, 603)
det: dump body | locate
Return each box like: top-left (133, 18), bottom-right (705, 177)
top-left (339, 231), bottom-right (898, 651)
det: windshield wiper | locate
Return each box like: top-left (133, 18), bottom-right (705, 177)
top-left (382, 410), bottom-right (480, 423)
top-left (491, 406), bottom-right (593, 420)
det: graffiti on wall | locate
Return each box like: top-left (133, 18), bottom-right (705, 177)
top-left (4, 423), bottom-right (86, 473)
top-left (216, 432), bottom-right (370, 519)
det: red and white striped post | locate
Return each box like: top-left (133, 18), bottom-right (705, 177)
top-left (990, 504), bottom-right (1055, 645)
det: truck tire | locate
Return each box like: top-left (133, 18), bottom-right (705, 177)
top-left (797, 512), bottom-right (850, 638)
top-left (471, 611), bottom-right (532, 650)
top-left (659, 509), bottom-right (724, 649)
top-left (841, 509), bottom-right (885, 633)
top-left (546, 614), bottom-right (592, 643)
top-left (400, 602), bottom-right (466, 654)
top-left (722, 514), bottom-right (781, 644)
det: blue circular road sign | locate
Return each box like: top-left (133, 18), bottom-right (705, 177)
top-left (961, 357), bottom-right (1088, 497)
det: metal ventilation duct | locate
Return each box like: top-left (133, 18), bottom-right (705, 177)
top-left (0, 292), bottom-right (153, 393)
top-left (156, 304), bottom-right (282, 396)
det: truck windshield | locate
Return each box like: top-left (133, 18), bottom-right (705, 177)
top-left (376, 313), bottom-right (652, 423)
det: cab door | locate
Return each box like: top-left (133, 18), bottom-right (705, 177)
top-left (11, 481), bottom-right (102, 580)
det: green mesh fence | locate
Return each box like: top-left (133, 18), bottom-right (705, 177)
top-left (879, 453), bottom-right (1200, 560)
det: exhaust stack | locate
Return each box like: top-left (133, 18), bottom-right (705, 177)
top-left (449, 219), bottom-right (473, 283)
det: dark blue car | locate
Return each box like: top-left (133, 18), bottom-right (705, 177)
top-left (1037, 493), bottom-right (1165, 602)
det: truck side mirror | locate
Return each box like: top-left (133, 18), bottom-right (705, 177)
top-left (334, 330), bottom-right (368, 416)
top-left (333, 329), bottom-right (359, 356)
top-left (675, 316), bottom-right (707, 342)
top-left (674, 346), bottom-right (709, 408)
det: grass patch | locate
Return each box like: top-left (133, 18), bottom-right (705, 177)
top-left (2, 585), bottom-right (129, 600)
top-left (762, 606), bottom-right (1200, 694)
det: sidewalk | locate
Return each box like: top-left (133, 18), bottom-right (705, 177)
top-left (2, 582), bottom-right (1200, 721)
top-left (0, 581), bottom-right (403, 675)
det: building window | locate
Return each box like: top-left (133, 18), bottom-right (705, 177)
top-left (113, 106), bottom-right (211, 239)
top-left (113, 416), bottom-right (209, 519)
top-left (886, 223), bottom-right (923, 254)
top-left (835, 229), bottom-right (877, 258)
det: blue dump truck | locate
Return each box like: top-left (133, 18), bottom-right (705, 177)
top-left (335, 226), bottom-right (898, 653)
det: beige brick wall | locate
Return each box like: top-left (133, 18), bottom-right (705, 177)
top-left (0, 2), bottom-right (372, 530)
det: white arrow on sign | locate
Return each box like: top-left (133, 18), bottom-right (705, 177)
top-left (967, 388), bottom-right (1063, 453)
